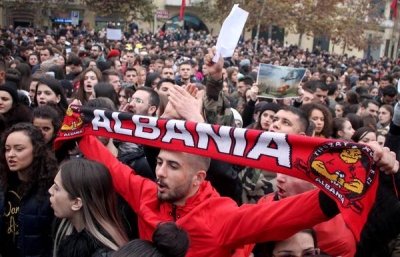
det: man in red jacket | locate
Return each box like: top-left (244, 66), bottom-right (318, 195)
top-left (75, 49), bottom-right (398, 257)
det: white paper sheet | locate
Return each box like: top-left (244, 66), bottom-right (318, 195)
top-left (213, 4), bottom-right (249, 62)
top-left (106, 29), bottom-right (122, 41)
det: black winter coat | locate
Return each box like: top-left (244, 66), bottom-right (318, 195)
top-left (0, 182), bottom-right (54, 257)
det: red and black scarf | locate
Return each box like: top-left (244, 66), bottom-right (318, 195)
top-left (55, 106), bottom-right (385, 241)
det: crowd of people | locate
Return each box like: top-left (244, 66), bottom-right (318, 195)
top-left (0, 22), bottom-right (399, 257)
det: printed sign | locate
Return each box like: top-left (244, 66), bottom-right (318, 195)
top-left (257, 64), bottom-right (306, 99)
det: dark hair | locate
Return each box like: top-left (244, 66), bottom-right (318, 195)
top-left (16, 63), bottom-right (32, 91)
top-left (253, 103), bottom-right (280, 131)
top-left (32, 104), bottom-right (63, 146)
top-left (352, 126), bottom-right (376, 142)
top-left (345, 113), bottom-right (364, 130)
top-left (75, 67), bottom-right (103, 104)
top-left (57, 159), bottom-right (127, 249)
top-left (238, 76), bottom-right (254, 86)
top-left (113, 222), bottom-right (189, 257)
top-left (34, 77), bottom-right (69, 112)
top-left (259, 229), bottom-right (318, 257)
top-left (280, 106), bottom-right (310, 133)
top-left (345, 91), bottom-right (359, 105)
top-left (86, 97), bottom-right (117, 111)
top-left (381, 85), bottom-right (397, 97)
top-left (144, 72), bottom-right (161, 89)
top-left (156, 78), bottom-right (176, 90)
top-left (48, 65), bottom-right (66, 80)
top-left (136, 87), bottom-right (160, 116)
top-left (40, 47), bottom-right (54, 58)
top-left (94, 82), bottom-right (119, 107)
top-left (0, 123), bottom-right (57, 198)
top-left (66, 54), bottom-right (83, 66)
top-left (300, 103), bottom-right (333, 138)
top-left (332, 117), bottom-right (349, 138)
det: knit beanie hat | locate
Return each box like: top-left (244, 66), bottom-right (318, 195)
top-left (0, 82), bottom-right (18, 104)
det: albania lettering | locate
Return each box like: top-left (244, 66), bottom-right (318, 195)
top-left (89, 109), bottom-right (293, 170)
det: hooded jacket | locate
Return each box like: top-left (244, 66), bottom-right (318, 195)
top-left (79, 136), bottom-right (333, 257)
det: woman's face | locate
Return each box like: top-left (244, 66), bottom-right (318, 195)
top-left (5, 131), bottom-right (34, 176)
top-left (36, 84), bottom-right (60, 106)
top-left (29, 55), bottom-right (38, 66)
top-left (49, 171), bottom-right (77, 219)
top-left (57, 56), bottom-right (65, 66)
top-left (33, 118), bottom-right (55, 144)
top-left (84, 71), bottom-right (98, 94)
top-left (0, 91), bottom-right (13, 114)
top-left (359, 131), bottom-right (377, 144)
top-left (29, 81), bottom-right (38, 102)
top-left (335, 104), bottom-right (344, 118)
top-left (377, 134), bottom-right (386, 147)
top-left (370, 88), bottom-right (378, 97)
top-left (310, 109), bottom-right (324, 134)
top-left (202, 65), bottom-right (209, 76)
top-left (260, 110), bottom-right (276, 131)
top-left (88, 61), bottom-right (97, 68)
top-left (140, 70), bottom-right (147, 84)
top-left (339, 120), bottom-right (355, 141)
top-left (378, 107), bottom-right (392, 126)
top-left (273, 231), bottom-right (318, 257)
top-left (118, 89), bottom-right (128, 106)
top-left (222, 82), bottom-right (229, 96)
top-left (231, 71), bottom-right (238, 82)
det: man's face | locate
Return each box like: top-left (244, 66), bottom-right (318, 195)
top-left (40, 49), bottom-right (52, 62)
top-left (155, 63), bottom-right (164, 72)
top-left (155, 149), bottom-right (195, 205)
top-left (69, 64), bottom-right (82, 74)
top-left (380, 80), bottom-right (390, 89)
top-left (59, 36), bottom-right (66, 45)
top-left (90, 46), bottom-right (101, 59)
top-left (113, 60), bottom-right (122, 71)
top-left (302, 91), bottom-right (314, 104)
top-left (158, 81), bottom-right (174, 96)
top-left (179, 64), bottom-right (192, 80)
top-left (162, 68), bottom-right (174, 79)
top-left (124, 70), bottom-right (138, 83)
top-left (365, 103), bottom-right (379, 118)
top-left (382, 94), bottom-right (397, 105)
top-left (312, 88), bottom-right (328, 105)
top-left (237, 82), bottom-right (248, 96)
top-left (276, 173), bottom-right (315, 199)
top-left (108, 74), bottom-right (121, 92)
top-left (127, 52), bottom-right (135, 65)
top-left (127, 90), bottom-right (152, 116)
top-left (269, 110), bottom-right (304, 135)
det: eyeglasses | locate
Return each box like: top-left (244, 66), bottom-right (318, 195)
top-left (128, 97), bottom-right (150, 105)
top-left (273, 248), bottom-right (320, 257)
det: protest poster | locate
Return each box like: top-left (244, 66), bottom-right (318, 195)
top-left (257, 64), bottom-right (306, 99)
top-left (106, 29), bottom-right (122, 40)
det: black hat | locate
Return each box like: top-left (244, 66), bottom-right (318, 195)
top-left (0, 82), bottom-right (18, 104)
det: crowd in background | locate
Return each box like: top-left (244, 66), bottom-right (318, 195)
top-left (0, 22), bottom-right (399, 257)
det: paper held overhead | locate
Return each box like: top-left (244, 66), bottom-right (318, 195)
top-left (212, 4), bottom-right (249, 62)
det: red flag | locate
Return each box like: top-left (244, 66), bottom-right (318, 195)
top-left (391, 0), bottom-right (398, 19)
top-left (180, 0), bottom-right (186, 21)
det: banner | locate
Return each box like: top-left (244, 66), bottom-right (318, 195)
top-left (55, 106), bottom-right (381, 241)
top-left (257, 64), bottom-right (306, 99)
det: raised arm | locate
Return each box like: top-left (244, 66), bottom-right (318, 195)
top-left (79, 135), bottom-right (157, 211)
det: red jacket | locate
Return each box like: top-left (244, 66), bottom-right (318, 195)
top-left (79, 136), bottom-right (330, 257)
top-left (241, 193), bottom-right (356, 257)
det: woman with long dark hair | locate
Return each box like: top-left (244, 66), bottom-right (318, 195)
top-left (0, 123), bottom-right (58, 257)
top-left (50, 158), bottom-right (128, 257)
